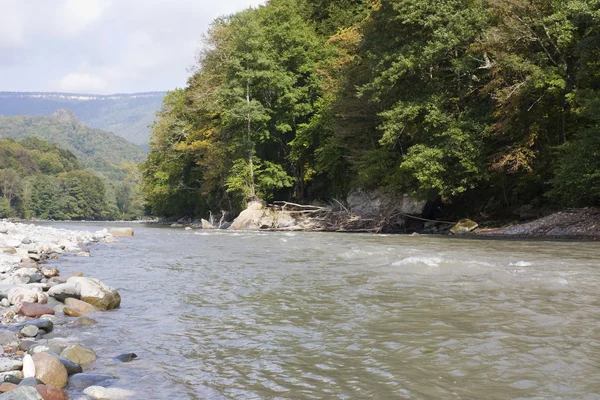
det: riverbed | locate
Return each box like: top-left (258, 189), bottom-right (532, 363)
top-left (43, 223), bottom-right (600, 399)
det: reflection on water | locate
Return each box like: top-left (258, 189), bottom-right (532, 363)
top-left (46, 223), bottom-right (600, 399)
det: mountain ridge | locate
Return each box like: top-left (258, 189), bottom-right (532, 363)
top-left (0, 91), bottom-right (166, 146)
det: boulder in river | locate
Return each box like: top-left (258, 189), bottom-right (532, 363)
top-left (63, 298), bottom-right (99, 316)
top-left (67, 277), bottom-right (120, 310)
top-left (450, 219), bottom-right (479, 235)
top-left (47, 283), bottom-right (79, 303)
top-left (31, 353), bottom-right (68, 388)
top-left (108, 228), bottom-right (134, 237)
top-left (34, 384), bottom-right (68, 400)
top-left (60, 344), bottom-right (97, 365)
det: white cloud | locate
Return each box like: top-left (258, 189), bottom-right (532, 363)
top-left (58, 72), bottom-right (109, 93)
top-left (0, 0), bottom-right (266, 93)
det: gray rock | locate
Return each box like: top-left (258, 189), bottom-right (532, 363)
top-left (47, 282), bottom-right (80, 303)
top-left (0, 331), bottom-right (20, 348)
top-left (55, 355), bottom-right (83, 375)
top-left (27, 343), bottom-right (62, 356)
top-left (3, 373), bottom-right (22, 384)
top-left (108, 228), bottom-right (134, 237)
top-left (0, 298), bottom-right (10, 307)
top-left (19, 326), bottom-right (39, 338)
top-left (67, 277), bottom-right (120, 310)
top-left (68, 373), bottom-right (116, 389)
top-left (17, 377), bottom-right (44, 387)
top-left (0, 359), bottom-right (23, 372)
top-left (0, 385), bottom-right (43, 399)
top-left (13, 319), bottom-right (53, 334)
top-left (114, 353), bottom-right (137, 362)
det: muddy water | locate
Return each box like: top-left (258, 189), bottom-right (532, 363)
top-left (45, 223), bottom-right (600, 399)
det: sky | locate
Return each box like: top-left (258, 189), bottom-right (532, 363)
top-left (0, 0), bottom-right (265, 94)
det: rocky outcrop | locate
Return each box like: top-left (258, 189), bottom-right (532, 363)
top-left (450, 219), bottom-right (479, 235)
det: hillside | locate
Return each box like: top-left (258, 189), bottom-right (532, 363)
top-left (0, 110), bottom-right (146, 179)
top-left (0, 91), bottom-right (166, 147)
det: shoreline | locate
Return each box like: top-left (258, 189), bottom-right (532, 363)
top-left (0, 220), bottom-right (132, 399)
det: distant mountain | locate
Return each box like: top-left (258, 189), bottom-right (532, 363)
top-left (0, 110), bottom-right (147, 179)
top-left (0, 91), bottom-right (166, 147)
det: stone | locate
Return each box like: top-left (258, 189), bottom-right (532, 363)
top-left (450, 219), bottom-right (479, 235)
top-left (54, 356), bottom-right (82, 376)
top-left (4, 240), bottom-right (21, 249)
top-left (0, 247), bottom-right (17, 255)
top-left (17, 377), bottom-right (43, 387)
top-left (0, 386), bottom-right (43, 399)
top-left (18, 303), bottom-right (54, 318)
top-left (39, 269), bottom-right (59, 279)
top-left (83, 386), bottom-right (134, 399)
top-left (67, 374), bottom-right (115, 390)
top-left (201, 219), bottom-right (215, 229)
top-left (108, 228), bottom-right (134, 237)
top-left (47, 283), bottom-right (79, 303)
top-left (114, 353), bottom-right (137, 363)
top-left (76, 252), bottom-right (90, 258)
top-left (229, 201), bottom-right (269, 230)
top-left (19, 326), bottom-right (39, 338)
top-left (63, 299), bottom-right (98, 316)
top-left (52, 305), bottom-right (64, 315)
top-left (22, 355), bottom-right (35, 379)
top-left (14, 320), bottom-right (53, 334)
top-left (1, 299), bottom-right (10, 307)
top-left (0, 360), bottom-right (22, 373)
top-left (102, 236), bottom-right (118, 244)
top-left (34, 384), bottom-right (68, 400)
top-left (27, 344), bottom-right (62, 356)
top-left (0, 332), bottom-right (19, 349)
top-left (59, 345), bottom-right (96, 365)
top-left (66, 277), bottom-right (120, 310)
top-left (31, 353), bottom-right (67, 388)
top-left (18, 342), bottom-right (34, 352)
top-left (7, 287), bottom-right (47, 305)
top-left (70, 317), bottom-right (97, 327)
top-left (0, 382), bottom-right (17, 392)
top-left (1, 373), bottom-right (22, 384)
top-left (62, 308), bottom-right (84, 317)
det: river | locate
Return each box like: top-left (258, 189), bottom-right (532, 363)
top-left (41, 223), bottom-right (600, 399)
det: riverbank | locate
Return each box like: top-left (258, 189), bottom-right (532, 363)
top-left (0, 220), bottom-right (133, 399)
top-left (476, 208), bottom-right (600, 240)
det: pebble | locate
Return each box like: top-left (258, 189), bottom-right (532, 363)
top-left (35, 384), bottom-right (69, 400)
top-left (0, 382), bottom-right (17, 392)
top-left (55, 355), bottom-right (82, 375)
top-left (19, 325), bottom-right (39, 338)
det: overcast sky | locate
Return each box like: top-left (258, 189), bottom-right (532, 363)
top-left (0, 0), bottom-right (265, 94)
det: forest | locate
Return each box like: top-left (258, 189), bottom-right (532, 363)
top-left (0, 137), bottom-right (142, 220)
top-left (143, 0), bottom-right (597, 220)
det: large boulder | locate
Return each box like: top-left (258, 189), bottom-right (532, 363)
top-left (229, 201), bottom-right (269, 230)
top-left (66, 277), bottom-right (120, 310)
top-left (108, 228), bottom-right (134, 237)
top-left (31, 353), bottom-right (68, 389)
top-left (83, 386), bottom-right (135, 399)
top-left (60, 344), bottom-right (97, 365)
top-left (7, 287), bottom-right (48, 305)
top-left (47, 283), bottom-right (79, 303)
top-left (450, 219), bottom-right (479, 235)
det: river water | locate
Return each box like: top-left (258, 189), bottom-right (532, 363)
top-left (42, 223), bottom-right (600, 399)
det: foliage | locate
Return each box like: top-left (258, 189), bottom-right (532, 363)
top-left (141, 0), bottom-right (600, 220)
top-left (0, 138), bottom-right (120, 220)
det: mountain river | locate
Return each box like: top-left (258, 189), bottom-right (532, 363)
top-left (40, 223), bottom-right (600, 399)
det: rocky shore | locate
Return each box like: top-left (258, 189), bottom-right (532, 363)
top-left (0, 221), bottom-right (134, 399)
